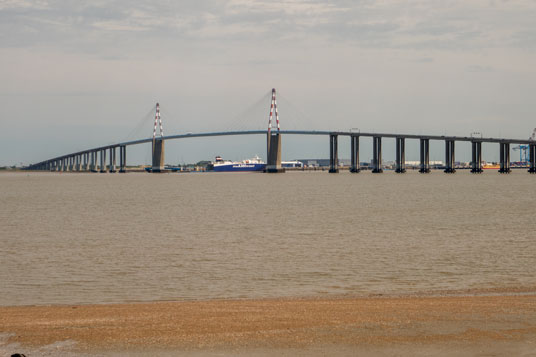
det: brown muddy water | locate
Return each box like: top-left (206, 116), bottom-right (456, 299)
top-left (1, 170), bottom-right (535, 306)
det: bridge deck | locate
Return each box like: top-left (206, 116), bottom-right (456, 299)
top-left (29, 130), bottom-right (534, 167)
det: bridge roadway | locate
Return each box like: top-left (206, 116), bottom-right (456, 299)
top-left (27, 129), bottom-right (536, 174)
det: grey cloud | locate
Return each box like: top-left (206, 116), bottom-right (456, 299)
top-left (466, 65), bottom-right (494, 73)
top-left (2, 0), bottom-right (536, 52)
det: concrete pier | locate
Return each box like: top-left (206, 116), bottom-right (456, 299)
top-left (471, 141), bottom-right (483, 173)
top-left (329, 134), bottom-right (339, 173)
top-left (395, 137), bottom-right (406, 173)
top-left (372, 136), bottom-right (383, 173)
top-left (152, 139), bottom-right (165, 173)
top-left (100, 150), bottom-right (106, 173)
top-left (83, 153), bottom-right (88, 171)
top-left (109, 147), bottom-right (116, 173)
top-left (89, 151), bottom-right (96, 172)
top-left (499, 143), bottom-right (511, 174)
top-left (444, 140), bottom-right (456, 173)
top-left (350, 135), bottom-right (360, 173)
top-left (119, 146), bottom-right (126, 173)
top-left (529, 144), bottom-right (536, 173)
top-left (266, 133), bottom-right (284, 173)
top-left (75, 155), bottom-right (81, 171)
top-left (419, 138), bottom-right (431, 173)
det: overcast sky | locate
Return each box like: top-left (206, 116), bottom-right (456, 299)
top-left (1, 0), bottom-right (536, 165)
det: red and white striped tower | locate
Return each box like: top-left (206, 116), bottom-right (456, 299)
top-left (266, 88), bottom-right (284, 172)
top-left (152, 102), bottom-right (163, 149)
top-left (267, 88), bottom-right (280, 135)
top-left (151, 103), bottom-right (165, 172)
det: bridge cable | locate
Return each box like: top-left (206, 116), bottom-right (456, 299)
top-left (276, 92), bottom-right (320, 131)
top-left (222, 90), bottom-right (272, 132)
top-left (122, 105), bottom-right (159, 143)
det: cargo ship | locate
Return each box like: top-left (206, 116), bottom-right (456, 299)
top-left (212, 156), bottom-right (266, 172)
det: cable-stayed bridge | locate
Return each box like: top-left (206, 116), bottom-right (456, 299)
top-left (27, 89), bottom-right (536, 174)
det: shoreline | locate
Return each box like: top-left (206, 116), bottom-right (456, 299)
top-left (2, 293), bottom-right (536, 356)
top-left (3, 284), bottom-right (536, 308)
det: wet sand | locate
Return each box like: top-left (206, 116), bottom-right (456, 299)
top-left (2, 294), bottom-right (536, 356)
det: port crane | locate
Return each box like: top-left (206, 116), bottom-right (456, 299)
top-left (513, 128), bottom-right (536, 162)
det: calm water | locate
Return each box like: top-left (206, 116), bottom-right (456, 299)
top-left (1, 170), bottom-right (535, 306)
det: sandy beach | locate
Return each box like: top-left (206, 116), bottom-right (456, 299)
top-left (2, 293), bottom-right (536, 356)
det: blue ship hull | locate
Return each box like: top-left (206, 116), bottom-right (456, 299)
top-left (213, 163), bottom-right (266, 172)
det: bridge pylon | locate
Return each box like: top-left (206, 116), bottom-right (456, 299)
top-left (151, 103), bottom-right (165, 173)
top-left (265, 88), bottom-right (284, 173)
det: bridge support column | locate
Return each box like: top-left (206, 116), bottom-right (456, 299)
top-left (419, 138), bottom-right (431, 173)
top-left (372, 136), bottom-right (383, 173)
top-left (82, 153), bottom-right (88, 171)
top-left (499, 143), bottom-right (511, 173)
top-left (350, 135), bottom-right (360, 173)
top-left (329, 134), bottom-right (339, 173)
top-left (529, 144), bottom-right (536, 173)
top-left (395, 137), bottom-right (406, 173)
top-left (100, 149), bottom-right (106, 173)
top-left (152, 138), bottom-right (165, 173)
top-left (444, 140), bottom-right (456, 173)
top-left (68, 156), bottom-right (73, 171)
top-left (119, 146), bottom-right (126, 173)
top-left (75, 155), bottom-right (80, 171)
top-left (89, 152), bottom-right (96, 172)
top-left (266, 133), bottom-right (284, 173)
top-left (471, 141), bottom-right (483, 173)
top-left (109, 147), bottom-right (116, 173)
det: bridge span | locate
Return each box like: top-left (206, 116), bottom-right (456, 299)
top-left (26, 89), bottom-right (536, 174)
top-left (26, 129), bottom-right (536, 174)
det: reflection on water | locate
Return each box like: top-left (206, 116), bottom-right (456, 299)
top-left (1, 170), bottom-right (535, 306)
